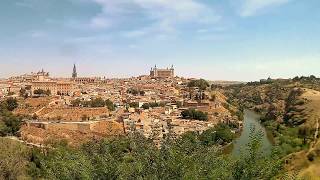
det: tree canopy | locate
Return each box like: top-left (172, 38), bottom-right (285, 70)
top-left (26, 129), bottom-right (282, 179)
top-left (71, 98), bottom-right (115, 111)
top-left (188, 79), bottom-right (210, 90)
top-left (181, 109), bottom-right (208, 121)
top-left (0, 98), bottom-right (22, 136)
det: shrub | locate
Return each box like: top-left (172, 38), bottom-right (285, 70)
top-left (181, 109), bottom-right (208, 121)
top-left (307, 151), bottom-right (316, 162)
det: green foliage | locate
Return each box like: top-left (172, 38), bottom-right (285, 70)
top-left (3, 97), bottom-right (19, 111)
top-left (13, 125), bottom-right (281, 180)
top-left (284, 88), bottom-right (305, 126)
top-left (262, 120), bottom-right (307, 156)
top-left (34, 89), bottom-right (51, 96)
top-left (27, 129), bottom-right (282, 179)
top-left (71, 98), bottom-right (116, 111)
top-left (19, 88), bottom-right (27, 97)
top-left (199, 123), bottom-right (235, 146)
top-left (90, 97), bottom-right (106, 107)
top-left (231, 128), bottom-right (282, 180)
top-left (181, 108), bottom-right (208, 121)
top-left (293, 75), bottom-right (319, 82)
top-left (222, 77), bottom-right (320, 159)
top-left (175, 101), bottom-right (182, 108)
top-left (0, 98), bottom-right (22, 136)
top-left (30, 145), bottom-right (94, 180)
top-left (188, 79), bottom-right (210, 90)
top-left (70, 98), bottom-right (81, 107)
top-left (129, 102), bottom-right (139, 108)
top-left (0, 138), bottom-right (31, 179)
top-left (0, 114), bottom-right (22, 136)
top-left (105, 99), bottom-right (116, 111)
top-left (127, 88), bottom-right (145, 96)
top-left (141, 102), bottom-right (161, 109)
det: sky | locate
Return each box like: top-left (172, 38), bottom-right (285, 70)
top-left (0, 0), bottom-right (320, 81)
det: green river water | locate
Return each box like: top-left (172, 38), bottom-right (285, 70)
top-left (226, 109), bottom-right (274, 155)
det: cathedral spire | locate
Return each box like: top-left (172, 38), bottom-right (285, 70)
top-left (72, 64), bottom-right (77, 78)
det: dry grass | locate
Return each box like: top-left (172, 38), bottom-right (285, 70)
top-left (285, 89), bottom-right (320, 179)
top-left (20, 121), bottom-right (124, 147)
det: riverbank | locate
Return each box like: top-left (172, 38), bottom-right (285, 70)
top-left (222, 109), bottom-right (274, 155)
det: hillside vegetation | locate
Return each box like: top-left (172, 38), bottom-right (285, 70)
top-left (219, 76), bottom-right (320, 178)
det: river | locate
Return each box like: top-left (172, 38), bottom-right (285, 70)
top-left (225, 109), bottom-right (273, 155)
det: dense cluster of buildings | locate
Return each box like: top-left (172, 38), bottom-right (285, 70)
top-left (1, 64), bottom-right (240, 146)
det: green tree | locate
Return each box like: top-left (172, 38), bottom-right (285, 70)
top-left (32, 146), bottom-right (94, 180)
top-left (0, 138), bottom-right (31, 179)
top-left (5, 97), bottom-right (18, 111)
top-left (141, 103), bottom-right (150, 109)
top-left (71, 98), bottom-right (81, 107)
top-left (181, 109), bottom-right (208, 121)
top-left (199, 123), bottom-right (235, 146)
top-left (231, 128), bottom-right (282, 179)
top-left (0, 99), bottom-right (22, 136)
top-left (298, 126), bottom-right (310, 145)
top-left (34, 89), bottom-right (50, 96)
top-left (90, 97), bottom-right (106, 107)
top-left (129, 102), bottom-right (139, 108)
top-left (188, 79), bottom-right (210, 91)
top-left (105, 99), bottom-right (115, 111)
top-left (19, 88), bottom-right (27, 97)
top-left (188, 79), bottom-right (209, 101)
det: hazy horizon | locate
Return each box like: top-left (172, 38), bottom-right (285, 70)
top-left (1, 0), bottom-right (320, 81)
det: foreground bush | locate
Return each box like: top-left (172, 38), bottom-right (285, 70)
top-left (28, 129), bottom-right (282, 180)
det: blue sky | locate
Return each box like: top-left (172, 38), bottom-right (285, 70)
top-left (0, 0), bottom-right (320, 81)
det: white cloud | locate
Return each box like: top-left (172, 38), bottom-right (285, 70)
top-left (30, 31), bottom-right (47, 38)
top-left (239, 0), bottom-right (291, 17)
top-left (90, 16), bottom-right (113, 29)
top-left (15, 0), bottom-right (43, 8)
top-left (89, 0), bottom-right (220, 36)
top-left (226, 54), bottom-right (320, 80)
top-left (128, 44), bottom-right (139, 49)
top-left (15, 1), bottom-right (33, 8)
top-left (64, 35), bottom-right (111, 43)
top-left (197, 34), bottom-right (230, 41)
top-left (122, 29), bottom-right (147, 38)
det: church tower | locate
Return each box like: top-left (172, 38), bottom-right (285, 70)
top-left (72, 64), bottom-right (77, 78)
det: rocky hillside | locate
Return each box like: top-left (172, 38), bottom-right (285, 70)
top-left (284, 88), bottom-right (320, 178)
top-left (218, 77), bottom-right (320, 179)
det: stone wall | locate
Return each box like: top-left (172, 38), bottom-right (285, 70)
top-left (37, 107), bottom-right (109, 121)
top-left (25, 119), bottom-right (123, 134)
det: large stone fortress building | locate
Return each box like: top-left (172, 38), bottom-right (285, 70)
top-left (150, 65), bottom-right (174, 78)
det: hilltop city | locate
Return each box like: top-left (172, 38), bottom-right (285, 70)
top-left (0, 64), bottom-right (241, 147)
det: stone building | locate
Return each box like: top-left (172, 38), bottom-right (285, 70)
top-left (31, 81), bottom-right (74, 96)
top-left (9, 69), bottom-right (49, 82)
top-left (73, 77), bottom-right (100, 84)
top-left (72, 64), bottom-right (77, 78)
top-left (150, 65), bottom-right (174, 78)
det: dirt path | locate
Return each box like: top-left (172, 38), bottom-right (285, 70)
top-left (34, 99), bottom-right (57, 115)
top-left (5, 136), bottom-right (46, 148)
top-left (312, 118), bottom-right (319, 148)
top-left (315, 118), bottom-right (319, 140)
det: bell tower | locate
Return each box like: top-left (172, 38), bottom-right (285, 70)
top-left (72, 64), bottom-right (77, 78)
